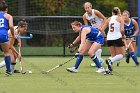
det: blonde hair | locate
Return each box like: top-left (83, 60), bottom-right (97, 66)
top-left (83, 2), bottom-right (92, 8)
top-left (112, 7), bottom-right (121, 16)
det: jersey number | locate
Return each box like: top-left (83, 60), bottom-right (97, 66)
top-left (110, 23), bottom-right (114, 32)
top-left (0, 18), bottom-right (4, 27)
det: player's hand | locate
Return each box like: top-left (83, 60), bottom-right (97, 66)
top-left (68, 43), bottom-right (74, 48)
top-left (18, 53), bottom-right (22, 62)
top-left (17, 43), bottom-right (21, 47)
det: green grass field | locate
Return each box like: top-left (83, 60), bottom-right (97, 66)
top-left (0, 56), bottom-right (140, 93)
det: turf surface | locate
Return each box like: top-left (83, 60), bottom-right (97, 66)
top-left (0, 56), bottom-right (140, 93)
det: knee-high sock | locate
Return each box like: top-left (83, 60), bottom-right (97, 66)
top-left (110, 54), bottom-right (123, 63)
top-left (95, 48), bottom-right (103, 62)
top-left (91, 55), bottom-right (102, 68)
top-left (0, 60), bottom-right (5, 68)
top-left (126, 51), bottom-right (130, 59)
top-left (130, 52), bottom-right (139, 64)
top-left (5, 56), bottom-right (11, 72)
top-left (11, 63), bottom-right (16, 72)
top-left (74, 55), bottom-right (83, 69)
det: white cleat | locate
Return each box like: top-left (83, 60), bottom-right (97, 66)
top-left (66, 67), bottom-right (78, 73)
top-left (96, 67), bottom-right (105, 73)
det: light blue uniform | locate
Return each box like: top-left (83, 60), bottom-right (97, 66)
top-left (124, 18), bottom-right (136, 41)
top-left (0, 12), bottom-right (9, 43)
top-left (81, 25), bottom-right (104, 45)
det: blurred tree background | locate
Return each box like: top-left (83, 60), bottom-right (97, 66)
top-left (6, 0), bottom-right (130, 16)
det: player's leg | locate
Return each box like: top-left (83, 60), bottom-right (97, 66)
top-left (0, 47), bottom-right (5, 68)
top-left (105, 38), bottom-right (124, 74)
top-left (88, 42), bottom-right (104, 73)
top-left (10, 50), bottom-right (20, 73)
top-left (0, 42), bottom-right (12, 75)
top-left (129, 43), bottom-right (139, 66)
top-left (125, 39), bottom-right (131, 63)
top-left (67, 41), bottom-right (91, 73)
top-left (0, 60), bottom-right (5, 68)
top-left (91, 47), bottom-right (103, 67)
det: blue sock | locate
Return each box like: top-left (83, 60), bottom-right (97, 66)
top-left (130, 52), bottom-right (139, 64)
top-left (126, 51), bottom-right (130, 59)
top-left (91, 55), bottom-right (101, 68)
top-left (74, 55), bottom-right (83, 69)
top-left (4, 56), bottom-right (11, 72)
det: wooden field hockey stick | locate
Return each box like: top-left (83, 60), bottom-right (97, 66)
top-left (18, 47), bottom-right (26, 74)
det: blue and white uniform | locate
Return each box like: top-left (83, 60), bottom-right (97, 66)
top-left (124, 18), bottom-right (136, 41)
top-left (81, 25), bottom-right (104, 45)
top-left (0, 12), bottom-right (9, 43)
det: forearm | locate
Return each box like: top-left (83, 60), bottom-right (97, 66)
top-left (9, 27), bottom-right (15, 37)
top-left (10, 46), bottom-right (19, 56)
top-left (72, 36), bottom-right (81, 45)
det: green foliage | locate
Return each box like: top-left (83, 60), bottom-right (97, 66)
top-left (6, 0), bottom-right (128, 16)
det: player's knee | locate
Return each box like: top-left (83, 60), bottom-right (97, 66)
top-left (88, 51), bottom-right (95, 57)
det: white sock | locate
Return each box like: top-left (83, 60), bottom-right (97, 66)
top-left (110, 54), bottom-right (123, 63)
top-left (95, 48), bottom-right (103, 62)
top-left (11, 63), bottom-right (16, 73)
top-left (0, 60), bottom-right (6, 68)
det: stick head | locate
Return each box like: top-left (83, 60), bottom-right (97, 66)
top-left (21, 70), bottom-right (26, 74)
top-left (41, 71), bottom-right (49, 74)
top-left (29, 34), bottom-right (33, 38)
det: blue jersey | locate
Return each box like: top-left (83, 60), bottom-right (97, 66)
top-left (81, 25), bottom-right (104, 45)
top-left (0, 12), bottom-right (9, 43)
top-left (124, 19), bottom-right (135, 36)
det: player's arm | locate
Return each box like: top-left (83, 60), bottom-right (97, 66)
top-left (101, 18), bottom-right (110, 37)
top-left (9, 38), bottom-right (19, 56)
top-left (72, 33), bottom-right (81, 45)
top-left (82, 13), bottom-right (88, 25)
top-left (17, 38), bottom-right (21, 48)
top-left (94, 10), bottom-right (106, 29)
top-left (119, 17), bottom-right (125, 37)
top-left (68, 33), bottom-right (81, 48)
top-left (132, 19), bottom-right (139, 36)
top-left (81, 28), bottom-right (90, 44)
top-left (7, 14), bottom-right (15, 37)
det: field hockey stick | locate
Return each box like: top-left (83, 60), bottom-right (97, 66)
top-left (9, 34), bottom-right (33, 39)
top-left (16, 34), bottom-right (33, 39)
top-left (42, 56), bottom-right (75, 74)
top-left (18, 47), bottom-right (26, 74)
top-left (125, 40), bottom-right (132, 51)
top-left (125, 34), bottom-right (140, 39)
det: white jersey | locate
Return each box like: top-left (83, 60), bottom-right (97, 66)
top-left (86, 9), bottom-right (103, 28)
top-left (8, 26), bottom-right (18, 37)
top-left (107, 15), bottom-right (122, 40)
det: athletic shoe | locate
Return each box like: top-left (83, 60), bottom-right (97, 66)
top-left (96, 67), bottom-right (105, 73)
top-left (104, 70), bottom-right (113, 75)
top-left (105, 59), bottom-right (113, 71)
top-left (5, 72), bottom-right (12, 76)
top-left (66, 67), bottom-right (78, 73)
top-left (90, 63), bottom-right (96, 67)
top-left (14, 69), bottom-right (20, 73)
